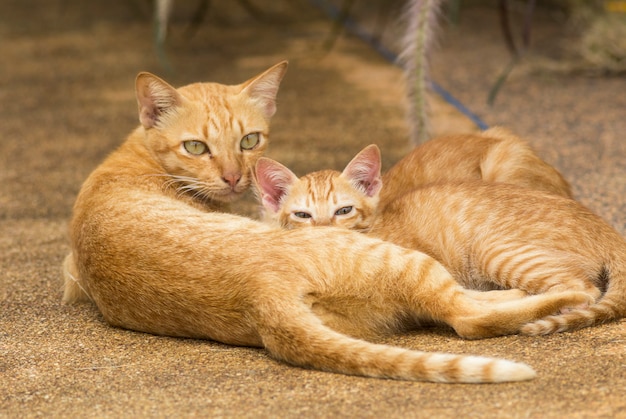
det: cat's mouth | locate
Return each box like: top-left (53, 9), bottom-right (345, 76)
top-left (162, 174), bottom-right (247, 204)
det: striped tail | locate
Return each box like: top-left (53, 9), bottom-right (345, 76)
top-left (259, 303), bottom-right (536, 383)
top-left (521, 272), bottom-right (626, 335)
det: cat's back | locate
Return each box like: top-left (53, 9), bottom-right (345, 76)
top-left (479, 127), bottom-right (572, 198)
top-left (380, 181), bottom-right (621, 250)
top-left (380, 128), bottom-right (572, 207)
top-left (380, 132), bottom-right (495, 205)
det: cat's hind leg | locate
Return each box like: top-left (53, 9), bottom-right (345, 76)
top-left (392, 254), bottom-right (593, 339)
top-left (474, 244), bottom-right (602, 302)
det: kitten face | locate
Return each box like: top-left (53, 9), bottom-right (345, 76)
top-left (135, 62), bottom-right (288, 203)
top-left (255, 144), bottom-right (382, 231)
top-left (281, 170), bottom-right (373, 230)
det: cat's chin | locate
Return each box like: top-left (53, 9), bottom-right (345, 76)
top-left (211, 189), bottom-right (246, 203)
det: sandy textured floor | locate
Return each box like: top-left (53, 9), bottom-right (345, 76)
top-left (1, 1), bottom-right (625, 418)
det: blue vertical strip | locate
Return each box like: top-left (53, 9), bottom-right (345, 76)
top-left (307, 0), bottom-right (489, 131)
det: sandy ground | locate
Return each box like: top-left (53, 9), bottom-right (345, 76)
top-left (1, 1), bottom-right (625, 418)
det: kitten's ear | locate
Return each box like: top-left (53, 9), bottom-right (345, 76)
top-left (240, 61), bottom-right (288, 119)
top-left (342, 144), bottom-right (383, 197)
top-left (254, 157), bottom-right (298, 213)
top-left (135, 72), bottom-right (182, 129)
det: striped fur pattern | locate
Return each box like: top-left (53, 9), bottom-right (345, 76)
top-left (254, 143), bottom-right (382, 231)
top-left (62, 63), bottom-right (589, 383)
top-left (257, 144), bottom-right (626, 334)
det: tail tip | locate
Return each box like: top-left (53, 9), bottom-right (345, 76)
top-left (462, 356), bottom-right (537, 383)
top-left (495, 360), bottom-right (537, 382)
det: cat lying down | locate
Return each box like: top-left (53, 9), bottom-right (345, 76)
top-left (63, 62), bottom-right (589, 384)
top-left (255, 143), bottom-right (626, 336)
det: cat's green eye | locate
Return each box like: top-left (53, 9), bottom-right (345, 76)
top-left (240, 133), bottom-right (260, 150)
top-left (335, 206), bottom-right (353, 216)
top-left (294, 211), bottom-right (312, 219)
top-left (183, 140), bottom-right (209, 155)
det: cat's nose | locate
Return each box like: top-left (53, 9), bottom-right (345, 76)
top-left (222, 172), bottom-right (241, 188)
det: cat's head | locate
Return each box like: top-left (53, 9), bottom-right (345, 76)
top-left (254, 144), bottom-right (382, 231)
top-left (135, 61), bottom-right (288, 203)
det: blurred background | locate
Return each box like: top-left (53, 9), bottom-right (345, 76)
top-left (1, 1), bottom-right (625, 417)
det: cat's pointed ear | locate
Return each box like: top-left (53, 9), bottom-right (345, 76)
top-left (254, 157), bottom-right (298, 213)
top-left (342, 144), bottom-right (383, 197)
top-left (240, 61), bottom-right (288, 119)
top-left (135, 72), bottom-right (183, 129)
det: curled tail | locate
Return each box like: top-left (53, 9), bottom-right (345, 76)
top-left (400, 0), bottom-right (444, 144)
top-left (522, 271), bottom-right (626, 335)
top-left (259, 303), bottom-right (535, 383)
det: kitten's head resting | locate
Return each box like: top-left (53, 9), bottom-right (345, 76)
top-left (254, 144), bottom-right (382, 231)
top-left (135, 61), bottom-right (288, 203)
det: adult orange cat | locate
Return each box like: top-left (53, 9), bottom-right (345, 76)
top-left (255, 144), bottom-right (625, 334)
top-left (62, 63), bottom-right (588, 383)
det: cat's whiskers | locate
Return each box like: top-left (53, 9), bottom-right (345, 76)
top-left (68, 61), bottom-right (604, 383)
top-left (143, 173), bottom-right (216, 202)
top-left (175, 177), bottom-right (218, 200)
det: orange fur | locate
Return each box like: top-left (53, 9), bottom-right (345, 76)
top-left (258, 143), bottom-right (626, 334)
top-left (380, 127), bottom-right (572, 208)
top-left (63, 64), bottom-right (588, 384)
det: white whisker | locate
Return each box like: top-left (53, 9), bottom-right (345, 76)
top-left (139, 172), bottom-right (231, 205)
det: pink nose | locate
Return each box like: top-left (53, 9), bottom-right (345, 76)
top-left (222, 172), bottom-right (241, 188)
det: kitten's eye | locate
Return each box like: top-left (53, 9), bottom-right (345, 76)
top-left (294, 211), bottom-right (312, 219)
top-left (240, 133), bottom-right (260, 150)
top-left (183, 140), bottom-right (209, 155)
top-left (335, 206), bottom-right (353, 216)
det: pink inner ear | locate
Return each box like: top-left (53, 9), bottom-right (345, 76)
top-left (248, 80), bottom-right (278, 120)
top-left (138, 96), bottom-right (159, 128)
top-left (255, 159), bottom-right (296, 213)
top-left (343, 145), bottom-right (382, 197)
top-left (362, 176), bottom-right (382, 197)
top-left (135, 74), bottom-right (180, 129)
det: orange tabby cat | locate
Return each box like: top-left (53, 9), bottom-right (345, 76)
top-left (380, 127), bottom-right (573, 208)
top-left (256, 144), bottom-right (626, 334)
top-left (62, 63), bottom-right (590, 383)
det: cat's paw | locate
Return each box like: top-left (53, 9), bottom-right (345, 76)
top-left (552, 292), bottom-right (595, 315)
top-left (558, 302), bottom-right (590, 314)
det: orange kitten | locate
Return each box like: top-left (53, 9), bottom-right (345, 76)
top-left (256, 144), bottom-right (625, 334)
top-left (380, 127), bottom-right (572, 208)
top-left (62, 63), bottom-right (589, 383)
